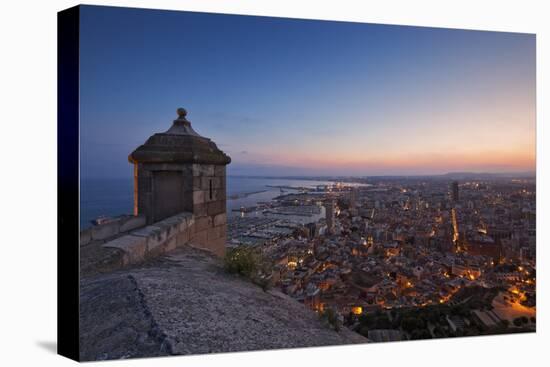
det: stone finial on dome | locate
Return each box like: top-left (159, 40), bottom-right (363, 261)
top-left (128, 107), bottom-right (231, 165)
top-left (176, 107), bottom-right (188, 120)
top-left (165, 107), bottom-right (200, 136)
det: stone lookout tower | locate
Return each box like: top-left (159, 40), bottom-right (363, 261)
top-left (129, 108), bottom-right (231, 256)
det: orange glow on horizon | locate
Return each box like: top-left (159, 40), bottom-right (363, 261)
top-left (255, 148), bottom-right (535, 175)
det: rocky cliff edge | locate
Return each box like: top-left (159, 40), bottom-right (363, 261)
top-left (79, 246), bottom-right (367, 361)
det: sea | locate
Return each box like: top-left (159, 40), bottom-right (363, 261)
top-left (80, 176), bottom-right (340, 229)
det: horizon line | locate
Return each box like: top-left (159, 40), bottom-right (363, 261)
top-left (81, 170), bottom-right (536, 180)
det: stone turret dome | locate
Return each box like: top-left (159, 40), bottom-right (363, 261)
top-left (128, 108), bottom-right (231, 165)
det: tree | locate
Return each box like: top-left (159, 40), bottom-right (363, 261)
top-left (402, 317), bottom-right (424, 332)
top-left (375, 314), bottom-right (391, 329)
top-left (410, 329), bottom-right (432, 340)
top-left (426, 310), bottom-right (440, 324)
top-left (224, 246), bottom-right (259, 277)
top-left (224, 246), bottom-right (274, 292)
top-left (320, 309), bottom-right (341, 332)
top-left (359, 313), bottom-right (376, 328)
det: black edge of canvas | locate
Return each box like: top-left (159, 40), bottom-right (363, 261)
top-left (57, 5), bottom-right (80, 362)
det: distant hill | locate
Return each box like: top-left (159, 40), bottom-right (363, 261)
top-left (232, 171), bottom-right (536, 182)
top-left (440, 171), bottom-right (536, 180)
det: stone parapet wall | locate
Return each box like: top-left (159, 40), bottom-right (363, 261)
top-left (101, 212), bottom-right (195, 267)
top-left (80, 214), bottom-right (147, 246)
top-left (93, 209), bottom-right (227, 269)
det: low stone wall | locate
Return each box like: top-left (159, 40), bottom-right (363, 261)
top-left (101, 212), bottom-right (195, 267)
top-left (81, 210), bottom-right (228, 271)
top-left (80, 214), bottom-right (147, 246)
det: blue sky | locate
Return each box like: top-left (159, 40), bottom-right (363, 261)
top-left (79, 5), bottom-right (535, 178)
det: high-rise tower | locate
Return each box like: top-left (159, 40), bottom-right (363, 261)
top-left (451, 181), bottom-right (459, 202)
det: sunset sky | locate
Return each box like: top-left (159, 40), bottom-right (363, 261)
top-left (80, 5), bottom-right (536, 178)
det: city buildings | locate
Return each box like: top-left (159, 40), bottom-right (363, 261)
top-left (451, 181), bottom-right (459, 202)
top-left (226, 176), bottom-right (536, 341)
top-left (325, 200), bottom-right (335, 235)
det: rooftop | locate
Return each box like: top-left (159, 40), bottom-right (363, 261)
top-left (128, 108), bottom-right (231, 165)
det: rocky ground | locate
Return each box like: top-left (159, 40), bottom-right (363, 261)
top-left (79, 246), bottom-right (367, 361)
top-left (80, 240), bottom-right (125, 277)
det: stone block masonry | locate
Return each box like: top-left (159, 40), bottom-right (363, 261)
top-left (80, 214), bottom-right (147, 246)
top-left (190, 163), bottom-right (227, 257)
top-left (99, 209), bottom-right (228, 268)
top-left (83, 107), bottom-right (231, 273)
top-left (127, 107), bottom-right (230, 257)
top-left (103, 212), bottom-right (195, 266)
top-left (103, 235), bottom-right (147, 266)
